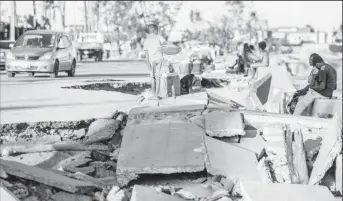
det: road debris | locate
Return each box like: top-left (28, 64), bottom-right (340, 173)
top-left (205, 111), bottom-right (245, 137)
top-left (0, 74), bottom-right (341, 201)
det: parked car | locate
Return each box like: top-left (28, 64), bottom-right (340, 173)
top-left (0, 40), bottom-right (16, 70)
top-left (76, 32), bottom-right (104, 61)
top-left (5, 30), bottom-right (77, 78)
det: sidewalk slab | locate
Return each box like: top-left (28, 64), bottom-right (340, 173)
top-left (309, 116), bottom-right (342, 185)
top-left (117, 121), bottom-right (205, 185)
top-left (130, 185), bottom-right (186, 201)
top-left (240, 180), bottom-right (336, 201)
top-left (205, 111), bottom-right (245, 137)
top-left (204, 136), bottom-right (260, 181)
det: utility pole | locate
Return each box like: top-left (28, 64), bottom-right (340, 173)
top-left (84, 1), bottom-right (88, 33)
top-left (33, 1), bottom-right (37, 28)
top-left (10, 1), bottom-right (15, 41)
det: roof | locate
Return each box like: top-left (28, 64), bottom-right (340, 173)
top-left (23, 30), bottom-right (64, 35)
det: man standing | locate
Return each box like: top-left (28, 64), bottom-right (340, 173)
top-left (143, 23), bottom-right (167, 100)
top-left (293, 54), bottom-right (337, 115)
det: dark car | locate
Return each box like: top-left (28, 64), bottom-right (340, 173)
top-left (0, 40), bottom-right (16, 70)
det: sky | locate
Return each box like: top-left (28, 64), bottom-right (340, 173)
top-left (1, 1), bottom-right (342, 33)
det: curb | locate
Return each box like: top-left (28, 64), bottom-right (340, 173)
top-left (79, 59), bottom-right (145, 63)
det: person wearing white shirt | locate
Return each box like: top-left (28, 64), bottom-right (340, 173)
top-left (143, 23), bottom-right (167, 100)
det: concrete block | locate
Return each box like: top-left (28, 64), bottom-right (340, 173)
top-left (130, 185), bottom-right (186, 201)
top-left (85, 119), bottom-right (120, 144)
top-left (205, 111), bottom-right (245, 137)
top-left (117, 121), bottom-right (205, 185)
top-left (336, 154), bottom-right (342, 194)
top-left (309, 116), bottom-right (342, 185)
top-left (158, 92), bottom-right (208, 107)
top-left (0, 185), bottom-right (20, 201)
top-left (173, 183), bottom-right (214, 199)
top-left (240, 180), bottom-right (336, 201)
top-left (204, 136), bottom-right (260, 181)
top-left (311, 98), bottom-right (342, 118)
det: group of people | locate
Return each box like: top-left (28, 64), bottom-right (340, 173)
top-left (143, 23), bottom-right (338, 116)
top-left (226, 41), bottom-right (269, 79)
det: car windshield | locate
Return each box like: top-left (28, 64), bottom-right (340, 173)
top-left (81, 35), bottom-right (97, 42)
top-left (15, 34), bottom-right (56, 48)
top-left (0, 41), bottom-right (15, 49)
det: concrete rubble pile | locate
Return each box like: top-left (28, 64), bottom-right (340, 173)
top-left (0, 74), bottom-right (342, 201)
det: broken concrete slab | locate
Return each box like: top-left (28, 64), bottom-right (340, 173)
top-left (84, 118), bottom-right (121, 145)
top-left (256, 157), bottom-right (273, 184)
top-left (107, 186), bottom-right (129, 201)
top-left (284, 128), bottom-right (309, 184)
top-left (204, 136), bottom-right (260, 182)
top-left (205, 111), bottom-right (245, 137)
top-left (0, 159), bottom-right (96, 194)
top-left (127, 104), bottom-right (205, 126)
top-left (1, 152), bottom-right (59, 166)
top-left (173, 183), bottom-right (215, 200)
top-left (336, 154), bottom-right (342, 195)
top-left (158, 92), bottom-right (208, 107)
top-left (0, 185), bottom-right (21, 201)
top-left (311, 98), bottom-right (342, 118)
top-left (50, 192), bottom-right (93, 201)
top-left (130, 185), bottom-right (186, 201)
top-left (309, 116), bottom-right (342, 185)
top-left (222, 132), bottom-right (265, 158)
top-left (240, 180), bottom-right (336, 201)
top-left (52, 151), bottom-right (92, 170)
top-left (117, 121), bottom-right (205, 186)
top-left (240, 110), bottom-right (330, 131)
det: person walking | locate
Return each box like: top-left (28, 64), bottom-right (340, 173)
top-left (293, 54), bottom-right (337, 115)
top-left (143, 23), bottom-right (167, 100)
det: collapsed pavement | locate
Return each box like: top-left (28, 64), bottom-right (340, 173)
top-left (0, 73), bottom-right (342, 201)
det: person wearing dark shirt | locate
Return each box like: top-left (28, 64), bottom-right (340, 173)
top-left (293, 54), bottom-right (337, 115)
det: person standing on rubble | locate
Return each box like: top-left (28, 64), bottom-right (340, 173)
top-left (293, 54), bottom-right (337, 115)
top-left (250, 41), bottom-right (270, 79)
top-left (143, 23), bottom-right (167, 100)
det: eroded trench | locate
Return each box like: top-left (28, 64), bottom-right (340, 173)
top-left (62, 81), bottom-right (151, 96)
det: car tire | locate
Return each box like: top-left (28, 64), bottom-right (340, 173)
top-left (7, 72), bottom-right (15, 78)
top-left (50, 60), bottom-right (59, 78)
top-left (29, 72), bottom-right (35, 77)
top-left (67, 60), bottom-right (76, 77)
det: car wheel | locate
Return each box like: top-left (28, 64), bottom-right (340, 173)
top-left (50, 60), bottom-right (59, 78)
top-left (67, 60), bottom-right (76, 77)
top-left (29, 72), bottom-right (35, 77)
top-left (7, 72), bottom-right (15, 78)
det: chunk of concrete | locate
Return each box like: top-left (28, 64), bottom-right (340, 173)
top-left (107, 186), bottom-right (129, 201)
top-left (127, 104), bottom-right (205, 126)
top-left (50, 192), bottom-right (93, 201)
top-left (336, 154), bottom-right (342, 194)
top-left (311, 98), bottom-right (342, 118)
top-left (222, 133), bottom-right (265, 157)
top-left (158, 92), bottom-right (208, 107)
top-left (309, 116), bottom-right (342, 185)
top-left (85, 119), bottom-right (120, 144)
top-left (0, 159), bottom-right (96, 194)
top-left (204, 136), bottom-right (260, 181)
top-left (240, 180), bottom-right (336, 201)
top-left (0, 185), bottom-right (20, 201)
top-left (205, 111), bottom-right (245, 137)
top-left (130, 185), bottom-right (186, 201)
top-left (173, 183), bottom-right (214, 200)
top-left (117, 121), bottom-right (205, 185)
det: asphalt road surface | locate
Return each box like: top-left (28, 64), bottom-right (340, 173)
top-left (0, 61), bottom-right (150, 124)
